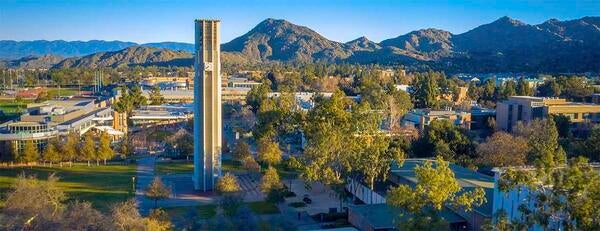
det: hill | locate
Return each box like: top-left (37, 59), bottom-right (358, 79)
top-left (54, 46), bottom-right (192, 68)
top-left (3, 16), bottom-right (600, 73)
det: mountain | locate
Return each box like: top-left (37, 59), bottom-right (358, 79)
top-left (54, 46), bottom-right (192, 68)
top-left (344, 36), bottom-right (381, 51)
top-left (379, 29), bottom-right (454, 60)
top-left (221, 18), bottom-right (351, 62)
top-left (4, 55), bottom-right (64, 69)
top-left (0, 40), bottom-right (136, 59)
top-left (3, 16), bottom-right (600, 73)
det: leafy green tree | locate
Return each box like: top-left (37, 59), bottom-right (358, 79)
top-left (537, 79), bottom-right (562, 97)
top-left (516, 77), bottom-right (533, 96)
top-left (118, 135), bottom-right (134, 159)
top-left (386, 156), bottom-right (486, 231)
top-left (20, 140), bottom-right (39, 164)
top-left (80, 133), bottom-right (96, 166)
top-left (515, 119), bottom-right (566, 171)
top-left (501, 80), bottom-right (517, 100)
top-left (97, 132), bottom-right (114, 165)
top-left (260, 167), bottom-right (282, 193)
top-left (412, 120), bottom-right (474, 164)
top-left (385, 88), bottom-right (413, 130)
top-left (257, 139), bottom-right (282, 166)
top-left (148, 86), bottom-right (165, 105)
top-left (411, 72), bottom-right (440, 108)
top-left (146, 177), bottom-right (171, 208)
top-left (43, 140), bottom-right (61, 167)
top-left (246, 84), bottom-right (270, 113)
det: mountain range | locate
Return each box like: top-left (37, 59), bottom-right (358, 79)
top-left (2, 16), bottom-right (600, 73)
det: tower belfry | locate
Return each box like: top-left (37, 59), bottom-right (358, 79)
top-left (193, 19), bottom-right (222, 191)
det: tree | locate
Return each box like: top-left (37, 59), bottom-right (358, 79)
top-left (118, 135), bottom-right (134, 159)
top-left (257, 139), bottom-right (282, 166)
top-left (97, 132), bottom-right (114, 165)
top-left (515, 119), bottom-right (566, 170)
top-left (412, 120), bottom-right (474, 164)
top-left (476, 132), bottom-right (529, 167)
top-left (80, 133), bottom-right (96, 166)
top-left (385, 88), bottom-right (413, 130)
top-left (353, 134), bottom-right (405, 203)
top-left (246, 84), bottom-right (270, 113)
top-left (43, 140), bottom-right (61, 167)
top-left (386, 156), bottom-right (486, 231)
top-left (62, 132), bottom-right (79, 167)
top-left (496, 157), bottom-right (600, 230)
top-left (232, 141), bottom-right (251, 162)
top-left (145, 177), bottom-right (171, 208)
top-left (148, 209), bottom-right (172, 230)
top-left (111, 199), bottom-right (148, 231)
top-left (411, 72), bottom-right (440, 108)
top-left (501, 80), bottom-right (517, 100)
top-left (20, 140), bottom-right (39, 164)
top-left (1, 174), bottom-right (66, 230)
top-left (216, 173), bottom-right (242, 195)
top-left (61, 201), bottom-right (110, 231)
top-left (516, 77), bottom-right (533, 96)
top-left (583, 126), bottom-right (600, 162)
top-left (148, 86), bottom-right (165, 105)
top-left (260, 167), bottom-right (282, 193)
top-left (242, 156), bottom-right (261, 175)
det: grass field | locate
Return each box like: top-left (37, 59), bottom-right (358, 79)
top-left (164, 204), bottom-right (217, 219)
top-left (46, 88), bottom-right (80, 97)
top-left (156, 159), bottom-right (246, 175)
top-left (156, 161), bottom-right (193, 175)
top-left (0, 164), bottom-right (136, 211)
top-left (247, 201), bottom-right (280, 214)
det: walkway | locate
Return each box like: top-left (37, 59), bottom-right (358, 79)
top-left (135, 157), bottom-right (156, 215)
top-left (136, 157), bottom-right (216, 215)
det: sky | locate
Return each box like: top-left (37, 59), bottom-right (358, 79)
top-left (1, 0), bottom-right (600, 44)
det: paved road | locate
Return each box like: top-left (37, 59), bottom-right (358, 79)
top-left (135, 157), bottom-right (156, 215)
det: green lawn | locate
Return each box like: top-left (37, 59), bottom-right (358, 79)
top-left (247, 201), bottom-right (280, 214)
top-left (164, 204), bottom-right (217, 219)
top-left (0, 164), bottom-right (136, 212)
top-left (156, 159), bottom-right (247, 175)
top-left (46, 88), bottom-right (80, 97)
top-left (155, 161), bottom-right (193, 175)
top-left (222, 159), bottom-right (245, 172)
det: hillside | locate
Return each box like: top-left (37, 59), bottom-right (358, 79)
top-left (54, 46), bottom-right (192, 68)
top-left (3, 16), bottom-right (600, 73)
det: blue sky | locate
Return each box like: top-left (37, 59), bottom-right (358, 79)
top-left (1, 0), bottom-right (599, 44)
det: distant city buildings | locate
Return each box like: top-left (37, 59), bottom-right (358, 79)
top-left (496, 96), bottom-right (600, 131)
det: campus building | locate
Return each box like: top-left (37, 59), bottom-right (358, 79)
top-left (401, 109), bottom-right (472, 130)
top-left (0, 97), bottom-right (126, 156)
top-left (193, 19), bottom-right (222, 191)
top-left (496, 96), bottom-right (600, 131)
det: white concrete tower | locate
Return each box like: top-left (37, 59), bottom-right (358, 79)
top-left (193, 19), bottom-right (222, 191)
